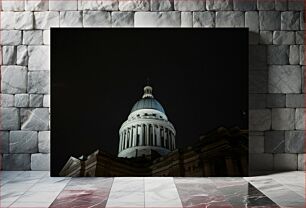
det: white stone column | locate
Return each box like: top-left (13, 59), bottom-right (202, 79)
top-left (152, 125), bottom-right (156, 146)
top-left (168, 130), bottom-right (171, 150)
top-left (125, 129), bottom-right (129, 149)
top-left (164, 128), bottom-right (167, 148)
top-left (129, 127), bottom-right (133, 148)
top-left (119, 132), bottom-right (122, 152)
top-left (146, 124), bottom-right (149, 146)
top-left (133, 125), bottom-right (137, 146)
top-left (140, 124), bottom-right (144, 146)
top-left (172, 132), bottom-right (176, 149)
top-left (156, 126), bottom-right (161, 146)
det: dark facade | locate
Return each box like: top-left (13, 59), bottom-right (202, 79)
top-left (59, 127), bottom-right (248, 177)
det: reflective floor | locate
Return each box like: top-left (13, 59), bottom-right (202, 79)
top-left (1, 171), bottom-right (305, 208)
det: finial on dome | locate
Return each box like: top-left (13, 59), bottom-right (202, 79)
top-left (143, 85), bottom-right (154, 98)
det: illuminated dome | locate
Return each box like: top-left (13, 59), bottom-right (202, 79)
top-left (118, 85), bottom-right (176, 158)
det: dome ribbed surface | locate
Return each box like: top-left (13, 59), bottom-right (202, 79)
top-left (131, 97), bottom-right (165, 113)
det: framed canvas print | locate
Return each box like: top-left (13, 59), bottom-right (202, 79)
top-left (51, 28), bottom-right (248, 177)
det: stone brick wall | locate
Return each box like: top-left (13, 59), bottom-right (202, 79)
top-left (0, 0), bottom-right (304, 173)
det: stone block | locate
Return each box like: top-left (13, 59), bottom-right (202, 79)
top-left (25, 0), bottom-right (48, 11)
top-left (259, 31), bottom-right (272, 44)
top-left (233, 0), bottom-right (256, 10)
top-left (60, 11), bottom-right (82, 27)
top-left (272, 108), bottom-right (295, 130)
top-left (298, 154), bottom-right (305, 170)
top-left (249, 94), bottom-right (266, 109)
top-left (151, 0), bottom-right (173, 11)
top-left (10, 131), bottom-right (38, 153)
top-left (275, 0), bottom-right (287, 11)
top-left (295, 108), bottom-right (305, 130)
top-left (300, 45), bottom-right (304, 65)
top-left (112, 12), bottom-right (134, 27)
top-left (249, 153), bottom-right (273, 171)
top-left (216, 11), bottom-right (244, 27)
top-left (23, 30), bottom-right (43, 45)
top-left (257, 0), bottom-right (274, 10)
top-left (281, 11), bottom-right (300, 30)
top-left (29, 94), bottom-right (44, 107)
top-left (0, 108), bottom-right (20, 130)
top-left (245, 11), bottom-right (258, 32)
top-left (249, 71), bottom-right (267, 93)
top-left (259, 11), bottom-right (281, 31)
top-left (119, 0), bottom-right (150, 11)
top-left (3, 154), bottom-right (31, 170)
top-left (273, 31), bottom-right (295, 45)
top-left (193, 12), bottom-right (215, 27)
top-left (28, 46), bottom-right (50, 71)
top-left (2, 46), bottom-right (17, 65)
top-left (78, 0), bottom-right (118, 10)
top-left (174, 0), bottom-right (205, 11)
top-left (249, 135), bottom-right (264, 153)
top-left (285, 130), bottom-right (304, 153)
top-left (1, 30), bottom-right (22, 45)
top-left (286, 94), bottom-right (304, 107)
top-left (43, 30), bottom-right (50, 45)
top-left (21, 108), bottom-right (49, 131)
top-left (28, 71), bottom-right (50, 94)
top-left (0, 131), bottom-right (9, 153)
top-left (249, 109), bottom-right (271, 131)
top-left (34, 12), bottom-right (60, 29)
top-left (1, 12), bottom-right (15, 29)
top-left (2, 1), bottom-right (24, 11)
top-left (135, 12), bottom-right (180, 27)
top-left (206, 0), bottom-right (233, 10)
top-left (15, 94), bottom-right (29, 107)
top-left (14, 11), bottom-right (34, 30)
top-left (295, 31), bottom-right (303, 44)
top-left (274, 153), bottom-right (297, 170)
top-left (49, 0), bottom-right (77, 10)
top-left (43, 95), bottom-right (50, 107)
top-left (181, 12), bottom-right (192, 27)
top-left (266, 94), bottom-right (286, 108)
top-left (0, 94), bottom-right (14, 107)
top-left (302, 66), bottom-right (305, 93)
top-left (83, 11), bottom-right (111, 27)
top-left (17, 45), bottom-right (28, 66)
top-left (1, 66), bottom-right (27, 94)
top-left (288, 0), bottom-right (303, 10)
top-left (31, 153), bottom-right (50, 170)
top-left (289, 45), bottom-right (300, 65)
top-left (300, 12), bottom-right (304, 30)
top-left (264, 131), bottom-right (285, 153)
top-left (267, 45), bottom-right (288, 64)
top-left (38, 131), bottom-right (50, 153)
top-left (250, 131), bottom-right (264, 136)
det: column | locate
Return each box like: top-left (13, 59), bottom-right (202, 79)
top-left (172, 132), bottom-right (176, 149)
top-left (122, 130), bottom-right (126, 150)
top-left (152, 125), bottom-right (156, 146)
top-left (125, 129), bottom-right (129, 149)
top-left (156, 126), bottom-right (161, 146)
top-left (129, 127), bottom-right (133, 147)
top-left (118, 132), bottom-right (122, 152)
top-left (140, 124), bottom-right (144, 145)
top-left (146, 124), bottom-right (149, 145)
top-left (133, 125), bottom-right (137, 146)
top-left (168, 131), bottom-right (171, 150)
top-left (164, 129), bottom-right (167, 148)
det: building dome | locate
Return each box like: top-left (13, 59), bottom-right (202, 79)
top-left (118, 85), bottom-right (176, 158)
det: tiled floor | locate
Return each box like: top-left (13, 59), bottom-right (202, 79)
top-left (1, 171), bottom-right (305, 208)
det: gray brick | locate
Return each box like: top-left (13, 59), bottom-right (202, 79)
top-left (83, 11), bottom-right (111, 27)
top-left (272, 108), bottom-right (295, 130)
top-left (1, 30), bottom-right (22, 46)
top-left (300, 45), bottom-right (304, 65)
top-left (259, 11), bottom-right (281, 31)
top-left (49, 0), bottom-right (77, 10)
top-left (14, 12), bottom-right (34, 30)
top-left (3, 154), bottom-right (31, 170)
top-left (249, 71), bottom-right (268, 93)
top-left (2, 1), bottom-right (24, 11)
top-left (295, 108), bottom-right (305, 130)
top-left (10, 131), bottom-right (38, 153)
top-left (174, 0), bottom-right (205, 11)
top-left (233, 0), bottom-right (256, 10)
top-left (112, 12), bottom-right (134, 27)
top-left (21, 108), bottom-right (49, 131)
top-left (302, 66), bottom-right (305, 93)
top-left (28, 71), bottom-right (50, 94)
top-left (0, 131), bottom-right (9, 154)
top-left (249, 135), bottom-right (264, 153)
top-left (15, 94), bottom-right (29, 107)
top-left (249, 109), bottom-right (271, 131)
top-left (151, 0), bottom-right (173, 11)
top-left (43, 95), bottom-right (50, 107)
top-left (31, 153), bottom-right (50, 170)
top-left (300, 11), bottom-right (304, 30)
top-left (2, 46), bottom-right (17, 65)
top-left (1, 66), bottom-right (27, 94)
top-left (17, 45), bottom-right (28, 66)
top-left (78, 0), bottom-right (118, 10)
top-left (275, 0), bottom-right (287, 11)
top-left (266, 94), bottom-right (286, 107)
top-left (34, 11), bottom-right (60, 29)
top-left (295, 31), bottom-right (304, 44)
top-left (245, 11), bottom-right (258, 32)
top-left (60, 11), bottom-right (82, 27)
top-left (0, 108), bottom-right (20, 130)
top-left (23, 30), bottom-right (43, 45)
top-left (267, 45), bottom-right (289, 64)
top-left (29, 94), bottom-right (44, 107)
top-left (28, 46), bottom-right (50, 71)
top-left (181, 12), bottom-right (193, 27)
top-left (260, 31), bottom-right (273, 44)
top-left (285, 130), bottom-right (304, 153)
top-left (274, 153), bottom-right (297, 170)
top-left (249, 45), bottom-right (267, 69)
top-left (289, 45), bottom-right (300, 64)
top-left (249, 94), bottom-right (266, 109)
top-left (26, 0), bottom-right (48, 11)
top-left (119, 0), bottom-right (150, 11)
top-left (38, 131), bottom-right (50, 153)
top-left (0, 94), bottom-right (14, 107)
top-left (1, 12), bottom-right (15, 29)
top-left (265, 131), bottom-right (285, 153)
top-left (281, 11), bottom-right (300, 30)
top-left (249, 153), bottom-right (273, 171)
top-left (286, 94), bottom-right (304, 107)
top-left (273, 31), bottom-right (295, 45)
top-left (135, 12), bottom-right (180, 27)
top-left (206, 0), bottom-right (233, 10)
top-left (257, 0), bottom-right (274, 10)
top-left (288, 0), bottom-right (304, 10)
top-left (193, 12), bottom-right (215, 28)
top-left (298, 154), bottom-right (305, 170)
top-left (216, 11), bottom-right (244, 27)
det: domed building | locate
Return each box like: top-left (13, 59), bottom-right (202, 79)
top-left (117, 85), bottom-right (176, 158)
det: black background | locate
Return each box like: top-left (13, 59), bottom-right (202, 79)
top-left (51, 28), bottom-right (248, 176)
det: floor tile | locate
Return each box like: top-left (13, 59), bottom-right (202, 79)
top-left (111, 177), bottom-right (144, 192)
top-left (106, 191), bottom-right (144, 208)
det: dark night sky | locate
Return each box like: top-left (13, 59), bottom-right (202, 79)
top-left (51, 28), bottom-right (248, 176)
